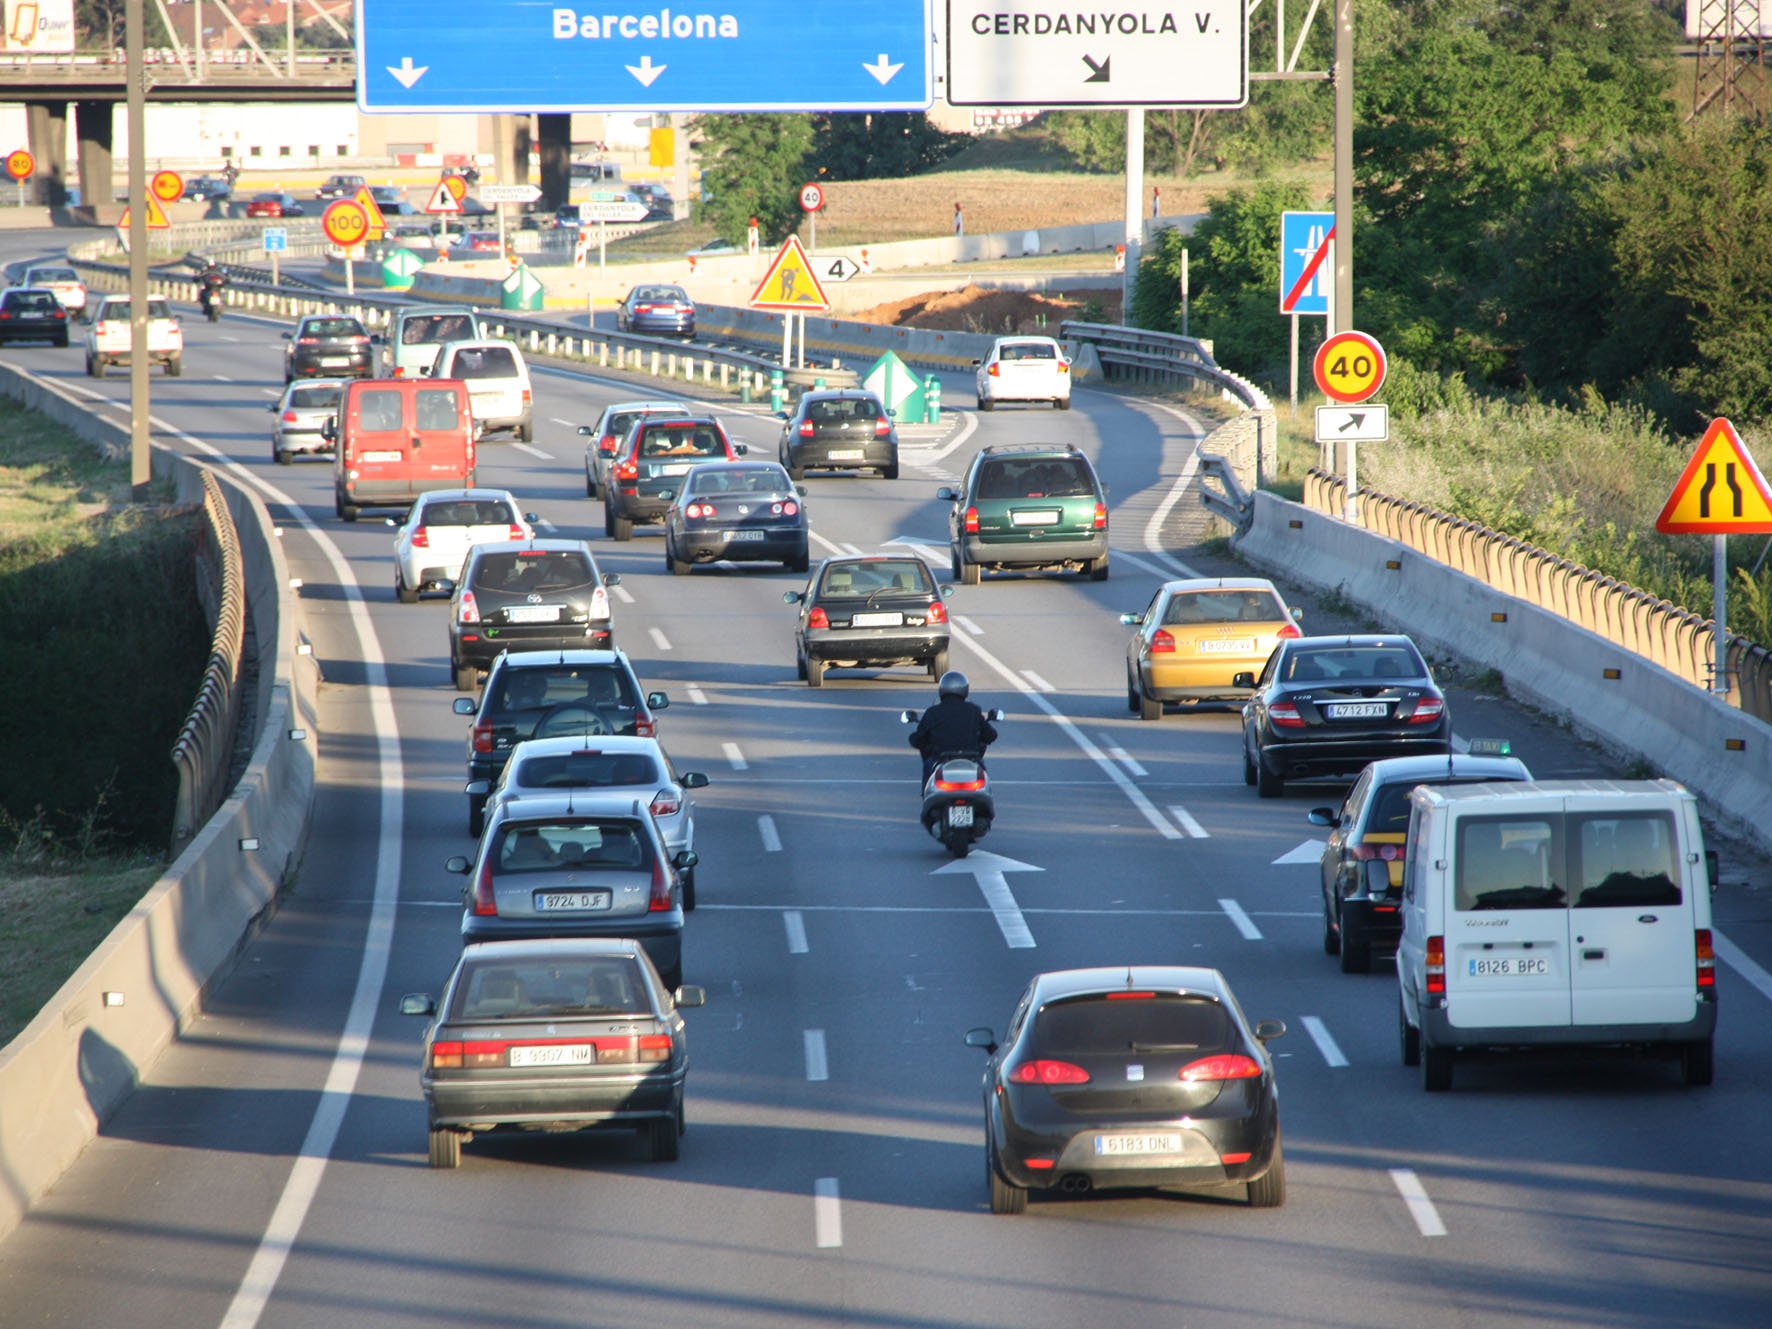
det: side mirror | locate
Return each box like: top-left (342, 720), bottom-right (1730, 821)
top-left (385, 516), bottom-right (401, 528)
top-left (603, 572), bottom-right (621, 587)
top-left (647, 691), bottom-right (670, 710)
top-left (963, 1027), bottom-right (997, 1052)
top-left (1307, 808), bottom-right (1338, 828)
top-left (577, 425), bottom-right (594, 435)
top-left (939, 584), bottom-right (954, 598)
top-left (444, 855), bottom-right (471, 874)
top-left (267, 404), bottom-right (277, 413)
top-left (795, 485), bottom-right (807, 497)
top-left (673, 984), bottom-right (707, 1008)
top-left (1232, 671), bottom-right (1256, 689)
top-left (371, 333), bottom-right (384, 344)
top-left (657, 489), bottom-right (675, 502)
top-left (1253, 1018), bottom-right (1287, 1043)
top-left (1362, 859), bottom-right (1392, 896)
top-left (280, 331), bottom-right (292, 341)
top-left (1118, 612), bottom-right (1142, 626)
top-left (936, 486), bottom-right (958, 502)
top-left (733, 443), bottom-right (748, 455)
top-left (987, 708), bottom-right (1006, 721)
top-left (452, 697), bottom-right (478, 716)
top-left (680, 772), bottom-right (710, 789)
top-left (674, 849), bottom-right (699, 869)
top-left (783, 590), bottom-right (804, 603)
top-left (1291, 607), bottom-right (1304, 621)
top-left (969, 358), bottom-right (982, 368)
top-left (464, 779), bottom-right (490, 797)
top-left (900, 709), bottom-right (919, 724)
top-left (398, 994), bottom-right (435, 1017)
top-left (776, 410), bottom-right (790, 420)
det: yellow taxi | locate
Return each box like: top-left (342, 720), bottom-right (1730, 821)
top-left (1122, 577), bottom-right (1301, 720)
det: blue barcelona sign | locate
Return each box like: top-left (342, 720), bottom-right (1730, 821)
top-left (356, 0), bottom-right (933, 113)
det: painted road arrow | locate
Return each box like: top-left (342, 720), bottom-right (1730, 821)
top-left (1083, 54), bottom-right (1111, 82)
top-left (934, 851), bottom-right (1041, 948)
top-left (1273, 840), bottom-right (1326, 865)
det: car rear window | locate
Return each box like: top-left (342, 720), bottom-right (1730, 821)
top-left (450, 345), bottom-right (521, 379)
top-left (453, 955), bottom-right (649, 1019)
top-left (636, 423), bottom-right (727, 458)
top-left (1034, 994), bottom-right (1234, 1054)
top-left (975, 457), bottom-right (1095, 500)
top-left (493, 821), bottom-right (652, 873)
top-left (471, 550), bottom-right (596, 593)
top-left (513, 751), bottom-right (661, 790)
top-left (999, 342), bottom-right (1058, 361)
top-left (1163, 589), bottom-right (1286, 625)
top-left (688, 466), bottom-right (790, 495)
top-left (818, 559), bottom-right (934, 597)
top-left (305, 318), bottom-right (364, 337)
top-left (1283, 646), bottom-right (1422, 682)
top-left (6, 292), bottom-right (59, 312)
top-left (422, 499), bottom-right (515, 527)
top-left (489, 664), bottom-right (639, 718)
top-left (99, 298), bottom-right (172, 320)
top-left (288, 384), bottom-right (342, 409)
top-left (634, 286), bottom-right (685, 303)
top-left (28, 268), bottom-right (77, 283)
top-left (808, 396), bottom-right (881, 423)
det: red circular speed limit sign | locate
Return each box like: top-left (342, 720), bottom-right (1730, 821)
top-left (1313, 330), bottom-right (1388, 404)
top-left (321, 199), bottom-right (370, 248)
top-left (5, 149), bottom-right (34, 182)
top-left (799, 182), bottom-right (824, 213)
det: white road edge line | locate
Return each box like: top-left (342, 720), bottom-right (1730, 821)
top-left (1715, 929), bottom-right (1772, 1003)
top-left (954, 615), bottom-right (983, 634)
top-left (1219, 898), bottom-right (1263, 940)
top-left (1389, 1168), bottom-right (1449, 1237)
top-left (758, 814), bottom-right (781, 852)
top-left (511, 442), bottom-right (553, 460)
top-left (814, 1177), bottom-right (843, 1248)
top-left (1021, 670), bottom-right (1056, 694)
top-left (1300, 1015), bottom-right (1349, 1068)
top-left (723, 741), bottom-right (748, 771)
top-left (611, 583), bottom-right (636, 604)
top-left (804, 1029), bottom-right (829, 1082)
top-left (1168, 804), bottom-right (1208, 838)
top-left (648, 626), bottom-right (672, 652)
top-left (1138, 400), bottom-right (1211, 580)
top-left (783, 910), bottom-right (809, 953)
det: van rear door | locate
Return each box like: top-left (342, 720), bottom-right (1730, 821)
top-left (1443, 809), bottom-right (1572, 1030)
top-left (348, 383), bottom-right (411, 483)
top-left (414, 383), bottom-right (475, 482)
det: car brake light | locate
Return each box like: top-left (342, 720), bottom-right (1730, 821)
top-left (987, 363), bottom-right (1000, 377)
top-left (412, 526), bottom-right (436, 551)
top-left (650, 788), bottom-right (681, 817)
top-left (686, 501), bottom-right (716, 519)
top-left (1269, 701), bottom-right (1306, 728)
top-left (1092, 502), bottom-right (1108, 530)
top-left (281, 410), bottom-right (298, 423)
top-left (506, 523), bottom-right (525, 540)
top-left (1349, 843), bottom-right (1402, 861)
top-left (600, 433), bottom-right (619, 453)
top-left (1426, 935), bottom-right (1446, 994)
top-left (1696, 928), bottom-right (1715, 988)
top-left (808, 606), bottom-right (829, 630)
top-left (927, 600), bottom-right (947, 624)
top-left (799, 420), bottom-right (816, 438)
top-left (1057, 361), bottom-right (1071, 374)
top-left (964, 505), bottom-right (979, 534)
top-left (457, 590), bottom-right (480, 623)
top-left (773, 500), bottom-right (799, 516)
top-left (429, 1041), bottom-right (464, 1069)
top-left (297, 336), bottom-right (319, 345)
top-left (51, 309), bottom-right (66, 321)
top-left (391, 366), bottom-right (406, 377)
top-left (1179, 1054), bottom-right (1263, 1081)
top-left (1007, 1059), bottom-right (1090, 1085)
top-left (1278, 622), bottom-right (1302, 639)
top-left (636, 1034), bottom-right (672, 1062)
top-left (614, 459), bottom-right (638, 481)
top-left (472, 720), bottom-right (493, 755)
top-left (590, 585), bottom-right (611, 621)
top-left (470, 856), bottom-right (498, 916)
top-left (648, 857), bottom-right (673, 912)
top-left (875, 417), bottom-right (892, 437)
top-left (429, 1039), bottom-right (504, 1069)
top-left (1407, 697), bottom-right (1444, 725)
top-left (1150, 629), bottom-right (1175, 653)
top-left (521, 388), bottom-right (532, 405)
top-left (635, 715), bottom-right (656, 738)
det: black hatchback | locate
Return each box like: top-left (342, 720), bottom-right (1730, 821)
top-left (448, 540), bottom-right (620, 691)
top-left (784, 555), bottom-right (952, 687)
top-left (0, 288), bottom-right (71, 347)
top-left (283, 314), bottom-right (373, 382)
top-left (778, 389), bottom-right (899, 480)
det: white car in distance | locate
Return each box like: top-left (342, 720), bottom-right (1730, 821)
top-left (973, 335), bottom-right (1072, 411)
top-left (21, 265), bottom-right (88, 318)
top-left (389, 488), bottom-right (534, 604)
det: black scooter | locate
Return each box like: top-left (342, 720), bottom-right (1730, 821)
top-left (199, 284), bottom-right (224, 323)
top-left (900, 708), bottom-right (1005, 858)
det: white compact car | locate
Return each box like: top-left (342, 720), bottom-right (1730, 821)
top-left (389, 487), bottom-right (533, 603)
top-left (84, 294), bottom-right (182, 377)
top-left (431, 338), bottom-right (534, 442)
top-left (21, 265), bottom-right (88, 317)
top-left (974, 335), bottom-right (1071, 411)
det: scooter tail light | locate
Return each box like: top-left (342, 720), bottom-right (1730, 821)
top-left (933, 775), bottom-right (987, 792)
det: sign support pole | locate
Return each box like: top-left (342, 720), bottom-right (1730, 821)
top-left (797, 312), bottom-right (806, 370)
top-left (1289, 313), bottom-right (1299, 418)
top-left (126, 0), bottom-right (151, 500)
top-left (270, 246), bottom-right (280, 285)
top-left (599, 217), bottom-right (607, 271)
top-left (1713, 535), bottom-right (1730, 697)
top-left (781, 313), bottom-right (792, 374)
top-left (1180, 247), bottom-right (1189, 338)
top-left (345, 243), bottom-right (356, 296)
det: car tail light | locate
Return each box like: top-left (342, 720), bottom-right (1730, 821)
top-left (1426, 935), bottom-right (1446, 995)
top-left (1092, 502), bottom-right (1108, 530)
top-left (0, 312), bottom-right (12, 321)
top-left (590, 585), bottom-right (611, 621)
top-left (521, 388), bottom-right (532, 406)
top-left (348, 335), bottom-right (369, 345)
top-left (429, 1040), bottom-right (503, 1070)
top-left (1278, 622), bottom-right (1301, 638)
top-left (987, 362), bottom-right (1001, 377)
top-left (799, 420), bottom-right (816, 438)
top-left (636, 1034), bottom-right (672, 1062)
top-left (772, 500), bottom-right (799, 516)
top-left (686, 501), bottom-right (716, 519)
top-left (600, 433), bottom-right (620, 453)
top-left (51, 309), bottom-right (66, 321)
top-left (927, 599), bottom-right (948, 624)
top-left (650, 788), bottom-right (681, 818)
top-left (1180, 1054), bottom-right (1263, 1082)
top-left (281, 410), bottom-right (298, 423)
top-left (1024, 1157), bottom-right (1057, 1170)
top-left (634, 715), bottom-right (656, 737)
top-left (1268, 701), bottom-right (1307, 728)
top-left (457, 590), bottom-right (480, 623)
top-left (1150, 629), bottom-right (1175, 653)
top-left (875, 417), bottom-right (892, 437)
top-left (934, 773), bottom-right (986, 792)
top-left (1007, 1059), bottom-right (1090, 1085)
top-left (1407, 697), bottom-right (1444, 725)
top-left (1221, 1151), bottom-right (1253, 1165)
top-left (963, 505), bottom-right (979, 534)
top-left (808, 606), bottom-right (829, 630)
top-left (1058, 361), bottom-right (1071, 374)
top-left (297, 336), bottom-right (319, 345)
top-left (648, 857), bottom-right (673, 912)
top-left (470, 856), bottom-right (498, 916)
top-left (1696, 928), bottom-right (1715, 988)
top-left (391, 365), bottom-right (406, 377)
top-left (614, 459), bottom-right (638, 481)
top-left (506, 522), bottom-right (525, 540)
top-left (410, 526), bottom-right (430, 549)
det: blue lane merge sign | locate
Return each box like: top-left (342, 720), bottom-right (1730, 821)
top-left (356, 0), bottom-right (934, 112)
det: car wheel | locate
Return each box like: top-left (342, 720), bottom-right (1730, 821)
top-left (274, 449), bottom-right (291, 466)
top-left (608, 506), bottom-right (633, 542)
top-left (339, 503), bottom-right (359, 523)
top-left (468, 794), bottom-right (486, 838)
top-left (681, 865), bottom-right (696, 912)
top-left (807, 657), bottom-right (826, 689)
top-left (795, 647), bottom-right (807, 681)
top-left (1246, 1139), bottom-right (1285, 1208)
top-left (1338, 913), bottom-right (1371, 974)
top-left (428, 1126), bottom-right (462, 1169)
top-left (931, 647), bottom-right (950, 678)
top-left (959, 559), bottom-right (980, 587)
top-left (1139, 686), bottom-right (1161, 721)
top-left (786, 461), bottom-right (806, 483)
top-left (1126, 670), bottom-right (1141, 714)
top-left (1399, 997), bottom-right (1421, 1066)
top-left (668, 546), bottom-right (690, 576)
top-left (516, 420), bottom-right (533, 443)
top-left (788, 545), bottom-right (810, 573)
top-left (1421, 1037), bottom-right (1453, 1092)
top-left (453, 659), bottom-right (478, 693)
top-left (1055, 396), bottom-right (1072, 411)
top-left (1681, 1037), bottom-right (1714, 1087)
top-left (1088, 554), bottom-right (1110, 582)
top-left (585, 472), bottom-right (598, 498)
top-left (1256, 750), bottom-right (1283, 798)
top-left (395, 569), bottom-right (418, 604)
top-left (943, 826), bottom-right (971, 858)
top-left (883, 458), bottom-right (900, 480)
top-left (1242, 736), bottom-right (1258, 787)
top-left (646, 1106), bottom-right (681, 1162)
top-left (165, 356), bottom-right (182, 378)
top-left (988, 1149), bottom-right (1026, 1215)
top-left (976, 395), bottom-right (993, 412)
top-left (87, 355), bottom-right (103, 378)
top-left (1322, 896), bottom-right (1341, 956)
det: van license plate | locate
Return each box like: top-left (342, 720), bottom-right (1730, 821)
top-left (947, 804), bottom-right (974, 828)
top-left (361, 450), bottom-right (402, 463)
top-left (1011, 510), bottom-right (1060, 526)
top-left (1327, 702), bottom-right (1389, 719)
top-left (1468, 957), bottom-right (1550, 977)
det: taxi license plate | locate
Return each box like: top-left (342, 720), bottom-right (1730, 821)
top-left (852, 611), bottom-right (904, 627)
top-left (1327, 702), bottom-right (1389, 719)
top-left (505, 605), bottom-right (561, 623)
top-left (535, 890), bottom-right (611, 911)
top-left (947, 804), bottom-right (974, 828)
top-left (725, 529), bottom-right (766, 541)
top-left (1011, 510), bottom-right (1060, 526)
top-left (1468, 957), bottom-right (1550, 977)
top-left (1094, 1133), bottom-right (1182, 1156)
top-left (828, 448), bottom-right (865, 460)
top-left (508, 1043), bottom-right (594, 1067)
top-left (1197, 638), bottom-right (1255, 654)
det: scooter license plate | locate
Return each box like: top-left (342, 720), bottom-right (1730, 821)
top-left (948, 804), bottom-right (974, 828)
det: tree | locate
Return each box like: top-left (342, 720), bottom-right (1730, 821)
top-left (690, 114), bottom-right (813, 245)
top-left (811, 114), bottom-right (967, 180)
top-left (77, 0), bottom-right (171, 48)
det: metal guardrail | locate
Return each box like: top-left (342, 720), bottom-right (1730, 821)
top-left (170, 469), bottom-right (245, 848)
top-left (1197, 452), bottom-right (1254, 533)
top-left (1059, 321), bottom-right (1274, 413)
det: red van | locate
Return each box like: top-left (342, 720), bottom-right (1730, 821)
top-left (329, 378), bottom-right (476, 521)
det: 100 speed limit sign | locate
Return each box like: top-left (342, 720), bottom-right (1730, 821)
top-left (799, 182), bottom-right (824, 213)
top-left (1312, 330), bottom-right (1387, 404)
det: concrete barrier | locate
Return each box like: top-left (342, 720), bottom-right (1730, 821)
top-left (0, 363), bottom-right (319, 1245)
top-left (1235, 490), bottom-right (1772, 857)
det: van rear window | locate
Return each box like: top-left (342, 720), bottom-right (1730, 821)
top-left (1455, 817), bottom-right (1563, 911)
top-left (1571, 812), bottom-right (1681, 907)
top-left (451, 346), bottom-right (520, 379)
top-left (415, 389), bottom-right (464, 430)
top-left (355, 387), bottom-right (405, 431)
top-left (403, 313), bottom-right (475, 345)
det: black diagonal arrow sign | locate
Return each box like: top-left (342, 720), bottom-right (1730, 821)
top-left (1083, 54), bottom-right (1111, 83)
top-left (1337, 413), bottom-right (1367, 434)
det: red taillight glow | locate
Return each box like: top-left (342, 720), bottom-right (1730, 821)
top-left (1220, 1151), bottom-right (1253, 1165)
top-left (1179, 1054), bottom-right (1262, 1081)
top-left (457, 590), bottom-right (480, 623)
top-left (600, 433), bottom-right (619, 453)
top-left (614, 459), bottom-right (639, 481)
top-left (636, 1034), bottom-right (672, 1062)
top-left (1268, 701), bottom-right (1306, 728)
top-left (1350, 843), bottom-right (1403, 861)
top-left (410, 526), bottom-right (430, 549)
top-left (1092, 502), bottom-right (1107, 530)
top-left (649, 788), bottom-right (681, 817)
top-left (634, 716), bottom-right (656, 737)
top-left (281, 410), bottom-right (298, 423)
top-left (1407, 697), bottom-right (1445, 725)
top-left (1426, 935), bottom-right (1446, 995)
top-left (963, 505), bottom-right (979, 534)
top-left (772, 500), bottom-right (799, 516)
top-left (875, 417), bottom-right (892, 437)
top-left (648, 858), bottom-right (673, 912)
top-left (927, 600), bottom-right (948, 624)
top-left (987, 363), bottom-right (1000, 377)
top-left (808, 606), bottom-right (829, 630)
top-left (685, 501), bottom-right (716, 519)
top-left (1150, 629), bottom-right (1175, 654)
top-left (297, 336), bottom-right (319, 345)
top-left (1007, 1059), bottom-right (1090, 1085)
top-left (933, 775), bottom-right (985, 792)
top-left (799, 420), bottom-right (816, 438)
top-left (1696, 928), bottom-right (1715, 988)
top-left (472, 720), bottom-right (493, 755)
top-left (506, 523), bottom-right (526, 540)
top-left (470, 856), bottom-right (497, 916)
top-left (1278, 622), bottom-right (1302, 639)
top-left (1024, 1158), bottom-right (1057, 1170)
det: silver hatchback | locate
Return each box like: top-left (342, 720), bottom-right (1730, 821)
top-left (270, 378), bottom-right (347, 464)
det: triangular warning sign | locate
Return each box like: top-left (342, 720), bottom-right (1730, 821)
top-left (749, 235), bottom-right (831, 313)
top-left (1655, 418), bottom-right (1772, 534)
top-left (352, 186), bottom-right (387, 239)
top-left (424, 179), bottom-right (462, 215)
top-left (118, 194), bottom-right (172, 231)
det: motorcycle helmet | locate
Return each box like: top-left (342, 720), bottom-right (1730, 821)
top-left (937, 670), bottom-right (970, 700)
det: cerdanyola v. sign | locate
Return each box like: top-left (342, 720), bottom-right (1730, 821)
top-left (356, 0), bottom-right (933, 112)
top-left (946, 0), bottom-right (1248, 108)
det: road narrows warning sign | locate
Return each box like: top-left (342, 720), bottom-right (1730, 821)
top-left (1655, 418), bottom-right (1772, 535)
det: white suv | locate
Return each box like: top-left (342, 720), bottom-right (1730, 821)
top-left (84, 294), bottom-right (182, 377)
top-left (432, 339), bottom-right (534, 442)
top-left (389, 488), bottom-right (534, 603)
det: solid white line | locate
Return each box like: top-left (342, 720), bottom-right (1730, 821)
top-left (1139, 400), bottom-right (1211, 580)
top-left (648, 626), bottom-right (672, 652)
top-left (783, 909), bottom-right (809, 953)
top-left (511, 442), bottom-right (552, 460)
top-left (758, 814), bottom-right (781, 852)
top-left (954, 615), bottom-right (982, 634)
top-left (977, 872), bottom-right (1036, 949)
top-left (218, 334), bottom-right (240, 343)
top-left (1300, 1015), bottom-right (1349, 1068)
top-left (611, 583), bottom-right (635, 604)
top-left (685, 684), bottom-right (708, 705)
top-left (723, 741), bottom-right (748, 771)
top-left (1716, 929), bottom-right (1772, 1003)
top-left (814, 1177), bottom-right (843, 1249)
top-left (804, 1029), bottom-right (829, 1082)
top-left (1389, 1168), bottom-right (1449, 1237)
top-left (1104, 741), bottom-right (1147, 777)
top-left (212, 373), bottom-right (234, 382)
top-left (842, 543), bottom-right (864, 557)
top-left (1021, 670), bottom-right (1055, 693)
top-left (1219, 898), bottom-right (1262, 940)
top-left (550, 416), bottom-right (576, 427)
top-left (1168, 804), bottom-right (1208, 838)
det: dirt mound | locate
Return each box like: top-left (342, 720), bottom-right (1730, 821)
top-left (853, 283), bottom-right (1122, 336)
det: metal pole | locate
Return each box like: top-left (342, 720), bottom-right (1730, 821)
top-left (287, 0), bottom-right (295, 78)
top-left (781, 313), bottom-right (791, 372)
top-left (1332, 0), bottom-right (1354, 333)
top-left (1713, 535), bottom-right (1730, 696)
top-left (345, 243), bottom-right (355, 296)
top-left (796, 311), bottom-right (806, 369)
top-left (127, 0), bottom-right (151, 500)
top-left (1289, 312), bottom-right (1299, 416)
top-left (1123, 109), bottom-right (1144, 320)
top-left (1180, 246), bottom-right (1189, 338)
top-left (598, 216), bottom-right (606, 269)
top-left (194, 0), bottom-right (204, 81)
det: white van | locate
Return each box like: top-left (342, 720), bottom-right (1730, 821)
top-left (1396, 780), bottom-right (1717, 1092)
top-left (431, 338), bottom-right (534, 442)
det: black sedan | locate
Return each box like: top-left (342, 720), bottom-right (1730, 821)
top-left (616, 283), bottom-right (696, 338)
top-left (282, 314), bottom-right (374, 382)
top-left (784, 555), bottom-right (952, 687)
top-left (448, 540), bottom-right (620, 687)
top-left (0, 288), bottom-right (71, 346)
top-left (1237, 634), bottom-right (1451, 798)
top-left (661, 461), bottom-right (809, 574)
top-left (778, 388), bottom-right (899, 480)
top-left (400, 937), bottom-right (705, 1169)
top-left (966, 966), bottom-right (1286, 1213)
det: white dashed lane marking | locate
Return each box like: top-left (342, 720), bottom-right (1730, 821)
top-left (783, 910), bottom-right (809, 953)
top-left (1219, 898), bottom-right (1262, 940)
top-left (648, 627), bottom-right (672, 652)
top-left (1390, 1169), bottom-right (1449, 1237)
top-left (1021, 671), bottom-right (1055, 693)
top-left (1101, 739), bottom-right (1147, 778)
top-left (758, 815), bottom-right (781, 851)
top-left (686, 684), bottom-right (708, 705)
top-left (814, 1178), bottom-right (842, 1248)
top-left (804, 1030), bottom-right (829, 1082)
top-left (610, 583), bottom-right (635, 604)
top-left (1300, 1016), bottom-right (1348, 1068)
top-left (1168, 805), bottom-right (1208, 838)
top-left (723, 742), bottom-right (748, 771)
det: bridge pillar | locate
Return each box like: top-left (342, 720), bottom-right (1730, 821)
top-left (24, 101), bottom-right (69, 206)
top-left (491, 115), bottom-right (524, 188)
top-left (74, 100), bottom-right (116, 220)
top-left (537, 114), bottom-right (570, 212)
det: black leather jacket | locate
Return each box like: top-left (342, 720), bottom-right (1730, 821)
top-left (910, 695), bottom-right (997, 760)
top-left (199, 267), bottom-right (228, 291)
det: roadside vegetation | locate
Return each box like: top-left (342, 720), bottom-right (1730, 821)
top-left (0, 407), bottom-right (207, 1045)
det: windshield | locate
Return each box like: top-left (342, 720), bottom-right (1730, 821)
top-left (451, 955), bottom-right (649, 1019)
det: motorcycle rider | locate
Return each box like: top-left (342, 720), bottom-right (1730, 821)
top-left (197, 260), bottom-right (228, 319)
top-left (910, 671), bottom-right (997, 784)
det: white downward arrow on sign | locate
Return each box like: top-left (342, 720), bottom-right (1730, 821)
top-left (387, 57), bottom-right (427, 88)
top-left (863, 53), bottom-right (903, 85)
top-left (935, 851), bottom-right (1041, 949)
top-left (627, 55), bottom-right (666, 87)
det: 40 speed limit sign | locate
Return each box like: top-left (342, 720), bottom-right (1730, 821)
top-left (1313, 330), bottom-right (1387, 404)
top-left (321, 199), bottom-right (371, 248)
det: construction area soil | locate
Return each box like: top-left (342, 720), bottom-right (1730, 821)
top-left (851, 283), bottom-right (1124, 336)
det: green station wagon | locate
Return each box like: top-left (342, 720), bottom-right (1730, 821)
top-left (938, 445), bottom-right (1110, 584)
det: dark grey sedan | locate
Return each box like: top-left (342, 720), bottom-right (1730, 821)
top-left (660, 461), bottom-right (809, 575)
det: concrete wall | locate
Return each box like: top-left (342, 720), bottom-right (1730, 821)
top-left (0, 363), bottom-right (318, 1245)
